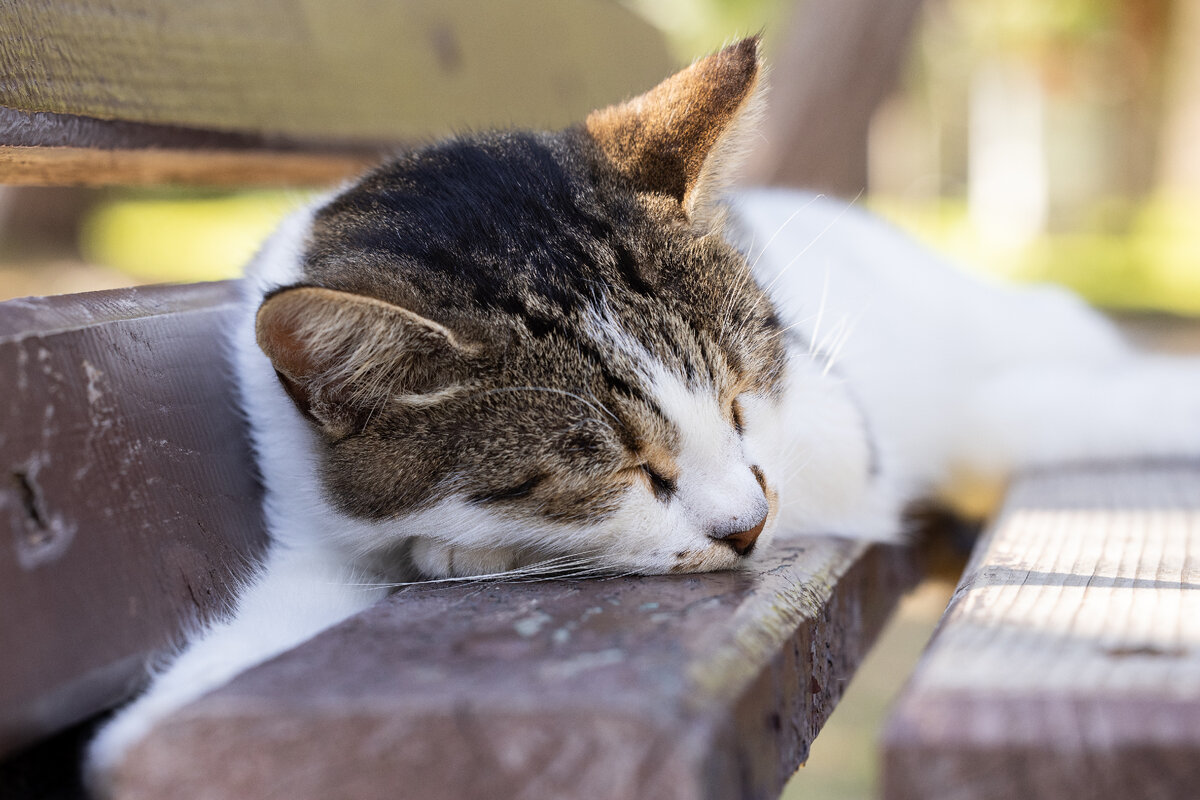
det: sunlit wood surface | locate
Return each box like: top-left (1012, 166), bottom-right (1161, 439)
top-left (883, 464), bottom-right (1200, 799)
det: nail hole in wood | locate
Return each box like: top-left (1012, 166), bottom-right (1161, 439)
top-left (12, 470), bottom-right (47, 530)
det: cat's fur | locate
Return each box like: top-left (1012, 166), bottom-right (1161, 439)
top-left (86, 38), bottom-right (1200, 795)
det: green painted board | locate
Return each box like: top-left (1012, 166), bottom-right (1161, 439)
top-left (0, 0), bottom-right (672, 141)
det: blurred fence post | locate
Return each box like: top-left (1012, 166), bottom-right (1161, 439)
top-left (742, 0), bottom-right (926, 198)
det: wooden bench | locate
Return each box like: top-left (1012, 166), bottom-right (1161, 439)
top-left (882, 463), bottom-right (1200, 800)
top-left (0, 283), bottom-right (918, 799)
top-left (8, 3), bottom-right (1198, 798)
top-left (0, 3), bottom-right (922, 798)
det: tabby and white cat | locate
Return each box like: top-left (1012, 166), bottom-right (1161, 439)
top-left (87, 38), bottom-right (1200, 793)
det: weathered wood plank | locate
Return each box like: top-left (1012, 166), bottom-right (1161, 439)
top-left (882, 464), bottom-right (1200, 800)
top-left (0, 0), bottom-right (671, 142)
top-left (0, 106), bottom-right (387, 186)
top-left (0, 283), bottom-right (268, 758)
top-left (113, 538), bottom-right (918, 800)
top-left (0, 144), bottom-right (379, 187)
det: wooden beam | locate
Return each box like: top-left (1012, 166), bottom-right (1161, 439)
top-left (0, 283), bottom-right (268, 758)
top-left (0, 0), bottom-right (671, 143)
top-left (882, 464), bottom-right (1200, 800)
top-left (0, 144), bottom-right (380, 187)
top-left (112, 538), bottom-right (919, 800)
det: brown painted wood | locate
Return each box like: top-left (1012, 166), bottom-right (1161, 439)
top-left (113, 538), bottom-right (918, 800)
top-left (0, 145), bottom-right (382, 187)
top-left (882, 464), bottom-right (1200, 800)
top-left (0, 0), bottom-right (671, 143)
top-left (0, 105), bottom-right (388, 187)
top-left (0, 283), bottom-right (268, 758)
top-left (0, 106), bottom-right (341, 152)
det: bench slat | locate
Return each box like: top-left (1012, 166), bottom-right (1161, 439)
top-left (0, 283), bottom-right (267, 758)
top-left (113, 538), bottom-right (918, 800)
top-left (882, 464), bottom-right (1200, 799)
top-left (0, 144), bottom-right (378, 187)
top-left (0, 0), bottom-right (670, 143)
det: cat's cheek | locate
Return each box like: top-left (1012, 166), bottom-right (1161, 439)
top-left (595, 490), bottom-right (729, 574)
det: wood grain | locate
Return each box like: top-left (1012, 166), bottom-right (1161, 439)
top-left (0, 106), bottom-right (389, 186)
top-left (0, 283), bottom-right (268, 758)
top-left (0, 144), bottom-right (381, 187)
top-left (113, 537), bottom-right (918, 800)
top-left (0, 0), bottom-right (671, 142)
top-left (882, 464), bottom-right (1200, 800)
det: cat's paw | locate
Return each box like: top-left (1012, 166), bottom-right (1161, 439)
top-left (83, 697), bottom-right (160, 799)
top-left (410, 539), bottom-right (524, 578)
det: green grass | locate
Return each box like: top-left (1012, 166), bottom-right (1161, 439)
top-left (80, 190), bottom-right (1200, 316)
top-left (871, 195), bottom-right (1200, 315)
top-left (80, 191), bottom-right (314, 283)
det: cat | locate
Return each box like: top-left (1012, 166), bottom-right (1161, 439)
top-left (85, 37), bottom-right (1200, 795)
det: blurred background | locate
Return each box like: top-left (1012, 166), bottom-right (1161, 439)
top-left (5, 0), bottom-right (1199, 313)
top-left (2, 1), bottom-right (1196, 796)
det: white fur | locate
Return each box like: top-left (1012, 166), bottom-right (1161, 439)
top-left (733, 188), bottom-right (1200, 520)
top-left (87, 187), bottom-right (1200, 793)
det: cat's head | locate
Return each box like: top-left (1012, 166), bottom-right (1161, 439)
top-left (255, 39), bottom-right (790, 577)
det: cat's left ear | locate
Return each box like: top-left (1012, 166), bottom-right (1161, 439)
top-left (255, 286), bottom-right (476, 437)
top-left (584, 37), bottom-right (764, 230)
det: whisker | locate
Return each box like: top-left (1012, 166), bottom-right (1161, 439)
top-left (809, 269), bottom-right (831, 357)
top-left (761, 189), bottom-right (864, 297)
top-left (747, 193), bottom-right (826, 271)
top-left (723, 192), bottom-right (863, 348)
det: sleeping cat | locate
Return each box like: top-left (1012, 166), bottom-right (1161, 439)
top-left (86, 37), bottom-right (1200, 795)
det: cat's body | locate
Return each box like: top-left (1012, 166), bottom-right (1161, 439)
top-left (87, 39), bottom-right (1200, 795)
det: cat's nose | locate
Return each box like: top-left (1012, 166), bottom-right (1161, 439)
top-left (709, 500), bottom-right (769, 557)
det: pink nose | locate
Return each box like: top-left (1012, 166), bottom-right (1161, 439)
top-left (711, 495), bottom-right (769, 556)
top-left (717, 516), bottom-right (766, 556)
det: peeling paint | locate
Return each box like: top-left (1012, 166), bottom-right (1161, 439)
top-left (513, 611), bottom-right (553, 638)
top-left (541, 648), bottom-right (625, 679)
top-left (83, 359), bottom-right (105, 405)
top-left (76, 357), bottom-right (116, 481)
top-left (16, 344), bottom-right (28, 392)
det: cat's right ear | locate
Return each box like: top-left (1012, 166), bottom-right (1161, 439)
top-left (256, 287), bottom-right (475, 437)
top-left (584, 37), bottom-right (764, 230)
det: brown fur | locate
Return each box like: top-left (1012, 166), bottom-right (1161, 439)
top-left (253, 40), bottom-right (787, 544)
top-left (584, 37), bottom-right (762, 226)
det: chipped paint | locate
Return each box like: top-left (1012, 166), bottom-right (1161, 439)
top-left (83, 359), bottom-right (105, 405)
top-left (513, 611), bottom-right (553, 638)
top-left (541, 648), bottom-right (626, 680)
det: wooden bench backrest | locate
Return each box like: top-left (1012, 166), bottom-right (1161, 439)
top-left (0, 0), bottom-right (671, 187)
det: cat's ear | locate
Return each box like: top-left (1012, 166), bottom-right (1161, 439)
top-left (584, 37), bottom-right (764, 229)
top-left (256, 286), bottom-right (474, 437)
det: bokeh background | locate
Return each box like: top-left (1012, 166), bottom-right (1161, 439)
top-left (2, 1), bottom-right (1196, 797)
top-left (6, 0), bottom-right (1198, 313)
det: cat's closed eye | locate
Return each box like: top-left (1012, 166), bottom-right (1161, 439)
top-left (730, 396), bottom-right (746, 435)
top-left (640, 463), bottom-right (677, 501)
